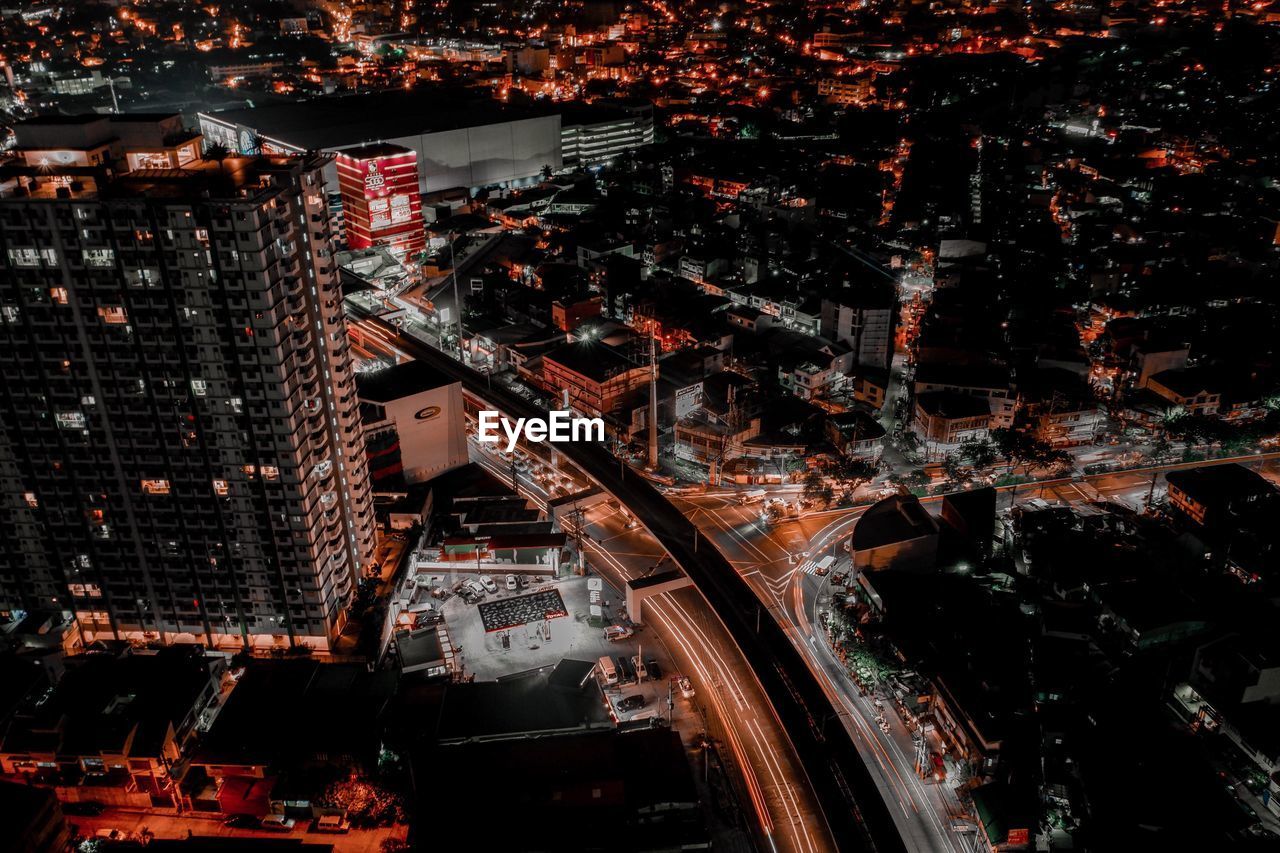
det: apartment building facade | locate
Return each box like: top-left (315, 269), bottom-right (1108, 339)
top-left (0, 115), bottom-right (374, 653)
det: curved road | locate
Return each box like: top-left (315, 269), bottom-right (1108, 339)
top-left (354, 310), bottom-right (907, 853)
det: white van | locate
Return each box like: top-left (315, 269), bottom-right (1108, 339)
top-left (597, 655), bottom-right (619, 685)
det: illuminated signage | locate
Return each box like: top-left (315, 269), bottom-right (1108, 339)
top-left (364, 161), bottom-right (386, 194)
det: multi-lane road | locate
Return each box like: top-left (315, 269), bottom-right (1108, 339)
top-left (670, 453), bottom-right (1280, 852)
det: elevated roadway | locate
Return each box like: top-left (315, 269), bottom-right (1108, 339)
top-left (351, 307), bottom-right (907, 853)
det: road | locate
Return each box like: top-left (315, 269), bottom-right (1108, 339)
top-left (669, 452), bottom-right (1280, 852)
top-left (466, 419), bottom-right (829, 853)
top-left (676, 495), bottom-right (966, 853)
top-left (348, 305), bottom-right (908, 853)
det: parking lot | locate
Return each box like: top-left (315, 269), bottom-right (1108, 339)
top-left (437, 572), bottom-right (684, 721)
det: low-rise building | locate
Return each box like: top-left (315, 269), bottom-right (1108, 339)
top-left (0, 645), bottom-right (220, 808)
top-left (1165, 464), bottom-right (1277, 529)
top-left (1147, 369), bottom-right (1222, 416)
top-left (912, 392), bottom-right (991, 457)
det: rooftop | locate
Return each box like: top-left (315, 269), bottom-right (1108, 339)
top-left (852, 494), bottom-right (940, 552)
top-left (202, 89), bottom-right (557, 151)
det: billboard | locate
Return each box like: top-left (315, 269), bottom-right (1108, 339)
top-left (335, 143), bottom-right (425, 258)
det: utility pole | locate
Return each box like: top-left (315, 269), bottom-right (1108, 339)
top-left (648, 329), bottom-right (660, 470)
top-left (448, 230), bottom-right (464, 361)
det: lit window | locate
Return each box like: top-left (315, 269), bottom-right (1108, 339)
top-left (141, 479), bottom-right (170, 495)
top-left (191, 379), bottom-right (208, 396)
top-left (23, 492), bottom-right (38, 508)
top-left (97, 306), bottom-right (128, 324)
top-left (55, 411), bottom-right (86, 430)
top-left (50, 287), bottom-right (69, 305)
top-left (83, 248), bottom-right (115, 268)
top-left (7, 249), bottom-right (39, 266)
top-left (212, 479), bottom-right (229, 496)
top-left (261, 465), bottom-right (279, 481)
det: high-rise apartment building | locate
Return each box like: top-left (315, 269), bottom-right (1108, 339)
top-left (0, 115), bottom-right (374, 653)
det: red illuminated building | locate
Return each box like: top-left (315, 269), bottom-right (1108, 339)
top-left (335, 142), bottom-right (425, 258)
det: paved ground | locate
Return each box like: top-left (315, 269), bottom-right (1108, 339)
top-left (442, 573), bottom-right (642, 682)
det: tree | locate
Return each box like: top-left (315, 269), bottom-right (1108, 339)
top-left (802, 470), bottom-right (835, 507)
top-left (822, 456), bottom-right (878, 494)
top-left (941, 452), bottom-right (973, 486)
top-left (318, 777), bottom-right (405, 827)
top-left (888, 468), bottom-right (931, 493)
top-left (958, 436), bottom-right (997, 471)
top-left (820, 456), bottom-right (878, 506)
top-left (990, 426), bottom-right (1070, 471)
top-left (202, 141), bottom-right (230, 165)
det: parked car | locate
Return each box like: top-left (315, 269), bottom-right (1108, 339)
top-left (95, 829), bottom-right (127, 841)
top-left (618, 694), bottom-right (646, 712)
top-left (260, 815), bottom-right (296, 832)
top-left (464, 579), bottom-right (487, 598)
top-left (315, 814), bottom-right (351, 834)
top-left (63, 801), bottom-right (105, 816)
top-left (479, 575), bottom-right (498, 594)
top-left (631, 655), bottom-right (649, 681)
top-left (678, 676), bottom-right (695, 698)
top-left (223, 814), bottom-right (260, 829)
top-left (517, 575), bottom-right (529, 589)
top-left (646, 659), bottom-right (662, 680)
top-left (505, 573), bottom-right (518, 590)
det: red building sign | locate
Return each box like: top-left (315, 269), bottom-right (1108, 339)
top-left (335, 143), bottom-right (425, 258)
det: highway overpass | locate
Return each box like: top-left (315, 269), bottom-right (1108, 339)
top-left (353, 308), bottom-right (908, 853)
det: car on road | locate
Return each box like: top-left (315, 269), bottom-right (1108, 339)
top-left (678, 676), bottom-right (695, 698)
top-left (479, 575), bottom-right (498, 594)
top-left (617, 694), bottom-right (646, 712)
top-left (260, 815), bottom-right (296, 832)
top-left (223, 814), bottom-right (260, 829)
top-left (505, 573), bottom-right (518, 590)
